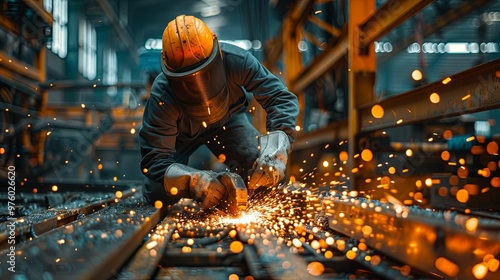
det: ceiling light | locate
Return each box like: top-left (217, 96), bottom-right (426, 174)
top-left (445, 43), bottom-right (469, 53)
top-left (219, 40), bottom-right (252, 50)
top-left (201, 6), bottom-right (220, 17)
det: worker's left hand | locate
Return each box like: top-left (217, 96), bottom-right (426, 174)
top-left (248, 131), bottom-right (291, 190)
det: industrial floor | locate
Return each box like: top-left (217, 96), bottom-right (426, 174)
top-left (1, 180), bottom-right (499, 280)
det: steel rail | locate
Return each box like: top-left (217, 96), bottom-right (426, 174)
top-left (359, 59), bottom-right (500, 132)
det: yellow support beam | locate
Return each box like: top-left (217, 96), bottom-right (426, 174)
top-left (0, 50), bottom-right (43, 82)
top-left (292, 32), bottom-right (348, 93)
top-left (359, 59), bottom-right (500, 132)
top-left (308, 15), bottom-right (342, 37)
top-left (21, 0), bottom-right (53, 26)
top-left (358, 0), bottom-right (434, 49)
top-left (302, 29), bottom-right (326, 50)
top-left (283, 18), bottom-right (304, 128)
top-left (347, 0), bottom-right (376, 190)
top-left (264, 0), bottom-right (315, 72)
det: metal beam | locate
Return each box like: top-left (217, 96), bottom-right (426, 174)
top-left (292, 0), bottom-right (434, 93)
top-left (264, 0), bottom-right (315, 70)
top-left (21, 0), bottom-right (53, 26)
top-left (308, 14), bottom-right (342, 37)
top-left (292, 119), bottom-right (348, 151)
top-left (0, 68), bottom-right (41, 98)
top-left (358, 0), bottom-right (434, 49)
top-left (378, 0), bottom-right (494, 64)
top-left (0, 50), bottom-right (43, 82)
top-left (0, 15), bottom-right (18, 33)
top-left (0, 101), bottom-right (39, 116)
top-left (359, 58), bottom-right (500, 132)
top-left (302, 29), bottom-right (326, 50)
top-left (292, 32), bottom-right (348, 93)
top-left (347, 0), bottom-right (376, 190)
top-left (42, 80), bottom-right (145, 90)
top-left (0, 188), bottom-right (136, 251)
top-left (288, 0), bottom-right (316, 29)
top-left (0, 193), bottom-right (165, 280)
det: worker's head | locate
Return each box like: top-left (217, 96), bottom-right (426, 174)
top-left (161, 15), bottom-right (229, 124)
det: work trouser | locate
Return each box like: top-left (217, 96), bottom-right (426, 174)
top-left (142, 112), bottom-right (259, 205)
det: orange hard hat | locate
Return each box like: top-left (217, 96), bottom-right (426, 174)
top-left (161, 15), bottom-right (229, 125)
top-left (162, 15), bottom-right (215, 70)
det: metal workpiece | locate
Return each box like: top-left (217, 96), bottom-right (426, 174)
top-left (0, 185), bottom-right (159, 280)
top-left (1, 182), bottom-right (499, 279)
top-left (320, 195), bottom-right (500, 280)
top-left (0, 188), bottom-right (136, 251)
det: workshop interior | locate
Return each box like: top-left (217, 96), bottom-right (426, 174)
top-left (1, 0), bottom-right (500, 279)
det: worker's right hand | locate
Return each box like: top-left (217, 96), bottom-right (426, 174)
top-left (164, 163), bottom-right (226, 210)
top-left (248, 131), bottom-right (291, 190)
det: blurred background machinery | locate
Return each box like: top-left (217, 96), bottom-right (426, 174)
top-left (1, 0), bottom-right (500, 279)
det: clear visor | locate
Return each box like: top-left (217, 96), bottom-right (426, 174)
top-left (162, 40), bottom-right (229, 124)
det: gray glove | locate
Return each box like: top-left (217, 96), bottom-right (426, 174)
top-left (248, 131), bottom-right (291, 190)
top-left (163, 163), bottom-right (226, 210)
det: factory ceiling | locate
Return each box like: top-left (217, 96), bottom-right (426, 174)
top-left (127, 0), bottom-right (276, 42)
top-left (85, 0), bottom-right (285, 57)
top-left (89, 0), bottom-right (500, 81)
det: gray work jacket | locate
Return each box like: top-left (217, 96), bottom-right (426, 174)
top-left (139, 43), bottom-right (300, 184)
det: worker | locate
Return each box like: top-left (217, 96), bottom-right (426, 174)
top-left (139, 15), bottom-right (299, 210)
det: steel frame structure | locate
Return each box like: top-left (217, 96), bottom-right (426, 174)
top-left (264, 0), bottom-right (499, 190)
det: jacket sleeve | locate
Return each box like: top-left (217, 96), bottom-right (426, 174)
top-left (237, 51), bottom-right (299, 143)
top-left (139, 75), bottom-right (180, 183)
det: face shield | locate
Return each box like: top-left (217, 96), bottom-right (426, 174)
top-left (161, 39), bottom-right (229, 125)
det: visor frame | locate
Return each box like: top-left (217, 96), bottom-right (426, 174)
top-left (161, 39), bottom-right (229, 124)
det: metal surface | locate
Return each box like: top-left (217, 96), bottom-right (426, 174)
top-left (41, 80), bottom-right (146, 90)
top-left (116, 216), bottom-right (175, 279)
top-left (0, 191), bottom-right (164, 280)
top-left (0, 188), bottom-right (135, 251)
top-left (320, 196), bottom-right (500, 279)
top-left (1, 183), bottom-right (499, 279)
top-left (359, 59), bottom-right (500, 132)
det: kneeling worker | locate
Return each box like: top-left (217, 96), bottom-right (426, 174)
top-left (139, 15), bottom-right (299, 211)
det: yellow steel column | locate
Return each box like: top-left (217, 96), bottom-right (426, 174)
top-left (347, 0), bottom-right (376, 190)
top-left (31, 0), bottom-right (52, 168)
top-left (283, 18), bottom-right (303, 130)
top-left (36, 45), bottom-right (48, 166)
